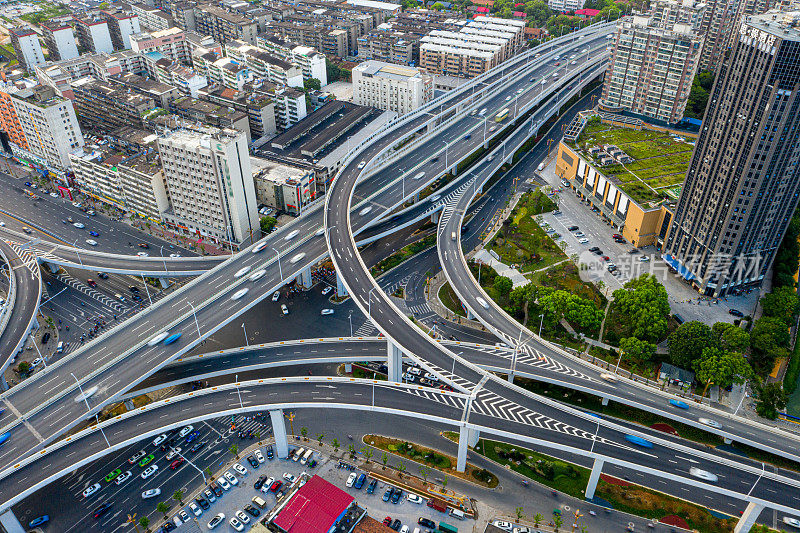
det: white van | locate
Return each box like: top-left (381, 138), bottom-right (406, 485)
top-left (449, 509), bottom-right (466, 520)
top-left (300, 449), bottom-right (313, 465)
top-left (293, 447), bottom-right (304, 462)
top-left (252, 496), bottom-right (267, 509)
top-left (56, 341), bottom-right (64, 353)
top-left (537, 163), bottom-right (545, 172)
top-left (451, 231), bottom-right (456, 241)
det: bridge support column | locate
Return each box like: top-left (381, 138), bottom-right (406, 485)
top-left (43, 261), bottom-right (60, 274)
top-left (336, 273), bottom-right (348, 297)
top-left (601, 397), bottom-right (609, 406)
top-left (269, 409), bottom-right (289, 459)
top-left (299, 267), bottom-right (313, 289)
top-left (724, 436), bottom-right (732, 444)
top-left (456, 425), bottom-right (476, 473)
top-left (159, 278), bottom-right (169, 289)
top-left (585, 457), bottom-right (604, 500)
top-left (466, 307), bottom-right (475, 320)
top-left (0, 509), bottom-right (25, 533)
top-left (387, 340), bottom-right (403, 382)
top-left (733, 502), bottom-right (764, 533)
top-left (430, 211), bottom-right (440, 224)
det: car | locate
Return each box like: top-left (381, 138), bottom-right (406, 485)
top-left (428, 194), bottom-right (441, 203)
top-left (137, 252), bottom-right (149, 257)
top-left (476, 297), bottom-right (489, 309)
top-left (141, 465), bottom-right (158, 479)
top-left (354, 473), bottom-right (366, 489)
top-left (639, 255), bottom-right (650, 262)
top-left (148, 332), bottom-right (171, 346)
top-left (366, 479), bottom-right (378, 494)
top-left (244, 504), bottom-right (260, 517)
top-left (153, 434), bottom-right (168, 446)
top-left (592, 249), bottom-right (603, 256)
top-left (689, 467), bottom-right (718, 482)
top-left (254, 449), bottom-right (265, 463)
top-left (88, 230), bottom-right (100, 237)
top-left (391, 519), bottom-right (402, 530)
top-left (266, 446), bottom-right (274, 460)
top-left (321, 308), bottom-right (334, 315)
top-left (505, 95), bottom-right (511, 101)
top-left (601, 256), bottom-right (610, 261)
top-left (170, 253), bottom-right (181, 257)
top-left (407, 494), bottom-right (424, 504)
top-left (568, 225), bottom-right (579, 231)
top-left (492, 521), bottom-right (514, 532)
top-left (346, 473), bottom-right (357, 487)
top-left (669, 399), bottom-right (689, 409)
top-left (698, 418), bottom-right (722, 429)
top-left (165, 447), bottom-right (182, 460)
top-left (230, 517), bottom-right (245, 532)
top-left (322, 286), bottom-right (333, 295)
top-left (783, 517), bottom-right (800, 528)
top-left (269, 480), bottom-right (283, 493)
top-left (283, 472), bottom-right (297, 483)
top-left (189, 502), bottom-right (202, 516)
top-left (728, 309), bottom-right (744, 317)
top-left (236, 510), bottom-right (250, 524)
top-left (383, 517), bottom-right (392, 526)
top-left (289, 252), bottom-right (306, 264)
top-left (419, 518), bottom-right (436, 528)
top-left (247, 455), bottom-right (259, 468)
top-left (391, 488), bottom-right (402, 503)
top-left (142, 488), bottom-right (161, 499)
top-left (129, 450), bottom-right (147, 464)
top-left (281, 304), bottom-right (289, 315)
top-left (86, 239), bottom-right (98, 246)
top-left (252, 240), bottom-right (268, 253)
top-left (179, 425), bottom-right (194, 437)
top-left (195, 496), bottom-right (210, 510)
top-left (254, 475), bottom-right (268, 490)
top-left (138, 454), bottom-right (155, 467)
top-left (207, 513), bottom-right (225, 529)
top-left (231, 287), bottom-right (250, 301)
top-left (357, 161), bottom-right (367, 169)
top-left (234, 463), bottom-right (248, 476)
top-left (73, 222), bottom-right (85, 228)
top-left (284, 229), bottom-right (300, 241)
top-left (105, 469), bottom-right (122, 483)
top-left (223, 471), bottom-right (238, 486)
top-left (170, 458), bottom-right (185, 470)
top-left (82, 483), bottom-right (101, 498)
top-left (624, 435), bottom-right (653, 448)
top-left (578, 238), bottom-right (589, 244)
top-left (249, 269), bottom-right (266, 281)
top-left (234, 266), bottom-right (251, 278)
top-left (513, 527), bottom-right (531, 533)
top-left (204, 488), bottom-right (216, 503)
top-left (93, 503), bottom-right (113, 518)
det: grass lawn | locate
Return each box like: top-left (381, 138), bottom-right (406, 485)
top-left (371, 234), bottom-right (435, 276)
top-left (527, 261), bottom-right (606, 307)
top-left (438, 282), bottom-right (466, 317)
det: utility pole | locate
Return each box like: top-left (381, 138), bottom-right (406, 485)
top-left (285, 411), bottom-right (296, 437)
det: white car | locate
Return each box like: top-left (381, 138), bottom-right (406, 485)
top-left (217, 476), bottom-right (231, 491)
top-left (82, 483), bottom-right (101, 498)
top-left (179, 425), bottom-right (193, 437)
top-left (147, 332), bottom-right (170, 346)
top-left (73, 222), bottom-right (85, 228)
top-left (229, 517), bottom-right (244, 532)
top-left (578, 237), bottom-right (589, 244)
top-left (153, 434), bottom-right (168, 446)
top-left (783, 517), bottom-right (800, 528)
top-left (359, 206), bottom-right (373, 216)
top-left (283, 472), bottom-right (297, 483)
top-left (169, 253), bottom-right (181, 258)
top-left (249, 269), bottom-right (266, 281)
top-left (252, 241), bottom-right (268, 253)
top-left (492, 521), bottom-right (514, 532)
top-left (261, 477), bottom-right (275, 494)
top-left (233, 463), bottom-right (248, 477)
top-left (688, 467), bottom-right (718, 482)
top-left (74, 385), bottom-right (98, 403)
top-left (224, 471), bottom-right (239, 486)
top-left (321, 309), bottom-right (334, 316)
top-left (698, 418), bottom-right (722, 429)
top-left (406, 494), bottom-right (424, 504)
top-left (346, 473), bottom-right (357, 487)
top-left (234, 266), bottom-right (251, 278)
top-left (254, 449), bottom-right (265, 463)
top-left (284, 229), bottom-right (299, 240)
top-left (476, 297), bottom-right (489, 309)
top-left (289, 252), bottom-right (306, 264)
top-left (357, 161), bottom-right (366, 169)
top-left (639, 256), bottom-right (650, 262)
top-left (142, 488), bottom-right (161, 499)
top-left (178, 510), bottom-right (190, 523)
top-left (231, 288), bottom-right (249, 300)
top-left (141, 465), bottom-right (158, 479)
top-left (86, 239), bottom-right (98, 246)
top-left (600, 373), bottom-right (617, 383)
top-left (137, 252), bottom-right (149, 257)
top-left (272, 291), bottom-right (280, 301)
top-left (207, 513), bottom-right (225, 530)
top-left (235, 510), bottom-right (250, 524)
top-left (115, 471), bottom-right (133, 485)
top-left (50, 192), bottom-right (59, 198)
top-left (408, 367), bottom-right (422, 376)
top-left (165, 448), bottom-right (182, 461)
top-left (322, 286), bottom-right (333, 295)
top-left (281, 304), bottom-right (289, 315)
top-left (574, 231), bottom-right (585, 237)
top-left (189, 502), bottom-right (202, 516)
top-left (424, 373), bottom-right (439, 382)
top-left (513, 527), bottom-right (532, 533)
top-left (72, 202), bottom-right (82, 208)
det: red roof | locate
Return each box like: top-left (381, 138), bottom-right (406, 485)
top-left (273, 476), bottom-right (354, 533)
top-left (475, 7), bottom-right (491, 12)
top-left (512, 10), bottom-right (525, 17)
top-left (575, 8), bottom-right (601, 15)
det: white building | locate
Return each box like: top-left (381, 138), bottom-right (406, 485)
top-left (547, 0), bottom-right (585, 12)
top-left (252, 158), bottom-right (315, 215)
top-left (10, 29), bottom-right (45, 72)
top-left (352, 60), bottom-right (433, 115)
top-left (272, 86), bottom-right (307, 130)
top-left (76, 15), bottom-right (115, 54)
top-left (226, 41), bottom-right (303, 88)
top-left (259, 35), bottom-right (328, 86)
top-left (158, 127), bottom-right (258, 246)
top-left (7, 84), bottom-right (84, 170)
top-left (42, 23), bottom-right (79, 62)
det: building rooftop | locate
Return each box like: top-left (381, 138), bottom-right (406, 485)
top-left (354, 60), bottom-right (423, 81)
top-left (272, 475), bottom-right (354, 533)
top-left (113, 72), bottom-right (177, 96)
top-left (746, 10), bottom-right (800, 41)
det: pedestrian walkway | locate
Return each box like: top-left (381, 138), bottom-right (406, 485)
top-left (472, 249), bottom-right (528, 288)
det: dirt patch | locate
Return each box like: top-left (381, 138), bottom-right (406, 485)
top-left (650, 423), bottom-right (679, 435)
top-left (600, 473), bottom-right (631, 486)
top-left (660, 515), bottom-right (691, 529)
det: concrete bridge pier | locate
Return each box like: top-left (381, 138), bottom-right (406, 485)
top-left (43, 261), bottom-right (60, 274)
top-left (733, 502), bottom-right (765, 533)
top-left (299, 267), bottom-right (313, 289)
top-left (430, 211), bottom-right (440, 224)
top-left (159, 278), bottom-right (170, 289)
top-left (585, 457), bottom-right (604, 500)
top-left (387, 340), bottom-right (403, 382)
top-left (269, 409), bottom-right (289, 459)
top-left (601, 397), bottom-right (609, 406)
top-left (456, 425), bottom-right (479, 472)
top-left (336, 273), bottom-right (348, 297)
top-left (0, 509), bottom-right (25, 533)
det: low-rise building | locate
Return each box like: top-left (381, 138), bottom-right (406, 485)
top-left (206, 57), bottom-right (252, 91)
top-left (168, 94), bottom-right (251, 141)
top-left (131, 28), bottom-right (191, 63)
top-left (199, 83), bottom-right (277, 140)
top-left (251, 158), bottom-right (315, 215)
top-left (143, 51), bottom-right (208, 96)
top-left (226, 41), bottom-right (303, 88)
top-left (258, 35), bottom-right (327, 85)
top-left (109, 72), bottom-right (181, 109)
top-left (352, 60), bottom-right (432, 115)
top-left (71, 77), bottom-right (155, 133)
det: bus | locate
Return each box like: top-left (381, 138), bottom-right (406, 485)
top-left (439, 523), bottom-right (458, 533)
top-left (494, 108), bottom-right (509, 122)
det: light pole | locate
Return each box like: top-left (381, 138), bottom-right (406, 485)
top-left (160, 245), bottom-right (168, 274)
top-left (614, 350), bottom-right (625, 374)
top-left (348, 311), bottom-right (353, 337)
top-left (241, 322), bottom-right (249, 346)
top-left (140, 274), bottom-right (152, 305)
top-left (31, 335), bottom-right (47, 368)
top-left (72, 239), bottom-right (83, 266)
top-left (187, 301), bottom-right (201, 338)
top-left (71, 372), bottom-right (110, 447)
top-left (538, 314), bottom-right (544, 337)
top-left (272, 247), bottom-right (283, 281)
top-left (367, 287), bottom-right (378, 319)
top-left (443, 140), bottom-right (449, 170)
top-left (235, 374), bottom-right (244, 409)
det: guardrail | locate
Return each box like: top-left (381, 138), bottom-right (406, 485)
top-left (0, 244), bottom-right (17, 344)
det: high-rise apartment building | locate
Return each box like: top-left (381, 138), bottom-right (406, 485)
top-left (650, 0), bottom-right (707, 30)
top-left (75, 14), bottom-right (115, 54)
top-left (195, 4), bottom-right (258, 44)
top-left (352, 60), bottom-right (433, 115)
top-left (697, 0), bottom-right (739, 70)
top-left (663, 10), bottom-right (800, 296)
top-left (10, 28), bottom-right (45, 72)
top-left (103, 8), bottom-right (141, 50)
top-left (42, 23), bottom-right (80, 62)
top-left (158, 127), bottom-right (258, 246)
top-left (600, 15), bottom-right (702, 123)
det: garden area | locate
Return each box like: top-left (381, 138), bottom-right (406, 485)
top-left (371, 234), bottom-right (435, 276)
top-left (488, 190), bottom-right (566, 273)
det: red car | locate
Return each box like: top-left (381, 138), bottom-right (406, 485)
top-left (269, 480), bottom-right (283, 493)
top-left (170, 458), bottom-right (185, 470)
top-left (383, 517), bottom-right (392, 526)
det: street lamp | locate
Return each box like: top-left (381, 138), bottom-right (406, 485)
top-left (72, 239), bottom-right (83, 266)
top-left (159, 245), bottom-right (167, 274)
top-left (538, 314), bottom-right (544, 337)
top-left (241, 322), bottom-right (249, 346)
top-left (348, 311), bottom-right (353, 337)
top-left (187, 301), bottom-right (201, 338)
top-left (367, 287), bottom-right (378, 319)
top-left (71, 372), bottom-right (110, 447)
top-left (235, 374), bottom-right (244, 409)
top-left (272, 247), bottom-right (283, 281)
top-left (140, 274), bottom-right (152, 306)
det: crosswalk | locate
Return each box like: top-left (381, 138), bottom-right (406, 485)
top-left (5, 240), bottom-right (40, 273)
top-left (54, 272), bottom-right (125, 311)
top-left (408, 302), bottom-right (433, 317)
top-left (353, 320), bottom-right (377, 337)
top-left (478, 341), bottom-right (594, 381)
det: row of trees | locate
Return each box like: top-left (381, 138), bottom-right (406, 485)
top-left (507, 282), bottom-right (604, 336)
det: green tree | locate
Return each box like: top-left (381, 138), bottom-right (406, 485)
top-left (361, 447), bottom-right (373, 462)
top-left (397, 460), bottom-right (407, 477)
top-left (539, 289), bottom-right (604, 333)
top-left (712, 322), bottom-right (751, 352)
top-left (260, 216), bottom-right (277, 234)
top-left (754, 381), bottom-right (787, 420)
top-left (317, 433), bottom-right (325, 446)
top-left (348, 444), bottom-right (356, 457)
top-left (553, 512), bottom-right (563, 532)
top-left (332, 438), bottom-right (339, 452)
top-left (173, 489), bottom-right (184, 505)
top-left (683, 71), bottom-right (715, 119)
top-left (229, 444), bottom-right (239, 459)
top-left (667, 321), bottom-right (717, 368)
top-left (760, 286), bottom-right (799, 325)
top-left (750, 316), bottom-right (790, 371)
top-left (381, 451), bottom-right (388, 468)
top-left (17, 361), bottom-right (30, 375)
top-left (204, 467), bottom-right (212, 482)
top-left (139, 516), bottom-right (150, 532)
top-left (303, 78), bottom-right (321, 91)
top-left (419, 465), bottom-right (430, 482)
top-left (609, 274), bottom-right (671, 343)
top-left (441, 475), bottom-right (448, 490)
top-left (156, 502), bottom-right (170, 520)
top-left (533, 513), bottom-right (544, 527)
top-left (693, 347), bottom-right (752, 398)
top-left (494, 276), bottom-right (513, 299)
top-left (515, 506), bottom-right (526, 522)
top-left (432, 1), bottom-right (445, 8)
top-left (618, 336), bottom-right (656, 365)
top-left (300, 426), bottom-right (308, 440)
